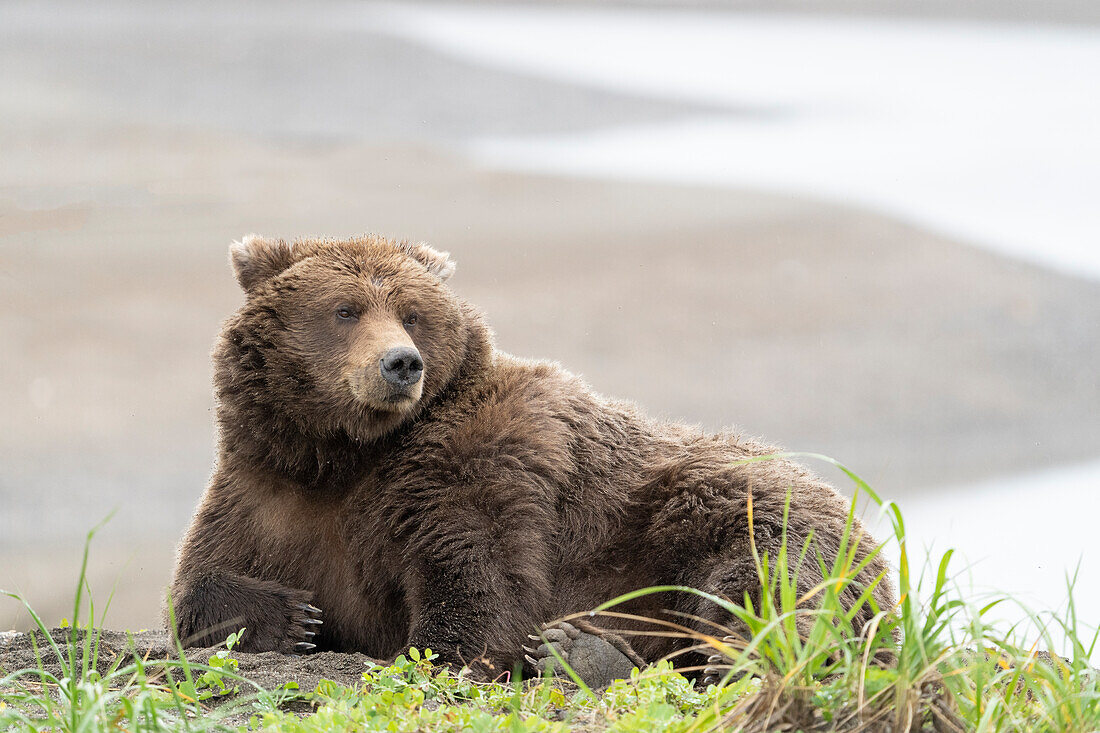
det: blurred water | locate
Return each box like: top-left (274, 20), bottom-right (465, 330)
top-left (374, 4), bottom-right (1100, 282)
top-left (872, 459), bottom-right (1100, 656)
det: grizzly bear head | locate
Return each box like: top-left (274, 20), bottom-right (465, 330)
top-left (217, 235), bottom-right (472, 458)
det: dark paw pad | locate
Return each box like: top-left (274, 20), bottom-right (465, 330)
top-left (524, 622), bottom-right (636, 689)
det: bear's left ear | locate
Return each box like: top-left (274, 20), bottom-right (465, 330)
top-left (229, 234), bottom-right (300, 291)
top-left (402, 242), bottom-right (456, 282)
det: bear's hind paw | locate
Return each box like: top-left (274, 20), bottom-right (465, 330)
top-left (525, 622), bottom-right (636, 689)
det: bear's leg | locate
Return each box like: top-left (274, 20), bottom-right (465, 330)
top-left (670, 554), bottom-right (760, 686)
top-left (694, 552), bottom-right (894, 686)
top-left (685, 539), bottom-right (886, 687)
top-left (171, 573), bottom-right (323, 654)
top-left (673, 548), bottom-right (826, 686)
top-left (522, 620), bottom-right (645, 688)
top-left (401, 494), bottom-right (565, 679)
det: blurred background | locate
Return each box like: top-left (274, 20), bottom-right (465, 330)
top-left (2, 1), bottom-right (1098, 641)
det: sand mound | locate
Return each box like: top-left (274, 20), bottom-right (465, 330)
top-left (0, 628), bottom-right (374, 694)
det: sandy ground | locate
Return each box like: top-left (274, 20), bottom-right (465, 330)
top-left (2, 0), bottom-right (1099, 632)
top-left (0, 628), bottom-right (376, 725)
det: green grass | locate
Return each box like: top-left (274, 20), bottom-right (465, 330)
top-left (2, 455), bottom-right (1097, 732)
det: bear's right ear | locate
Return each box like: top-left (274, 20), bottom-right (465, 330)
top-left (229, 234), bottom-right (299, 291)
top-left (401, 242), bottom-right (456, 282)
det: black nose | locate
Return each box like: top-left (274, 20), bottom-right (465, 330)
top-left (379, 346), bottom-right (424, 387)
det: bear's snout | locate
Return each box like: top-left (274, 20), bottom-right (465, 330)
top-left (380, 346), bottom-right (424, 388)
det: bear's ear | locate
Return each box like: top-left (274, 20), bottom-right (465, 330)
top-left (229, 234), bottom-right (299, 291)
top-left (402, 242), bottom-right (456, 282)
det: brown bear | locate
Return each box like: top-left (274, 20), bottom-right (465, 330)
top-left (170, 234), bottom-right (894, 687)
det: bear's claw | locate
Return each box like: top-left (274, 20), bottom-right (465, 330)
top-left (287, 599), bottom-right (324, 655)
top-left (699, 634), bottom-right (742, 687)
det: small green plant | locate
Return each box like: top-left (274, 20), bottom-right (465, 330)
top-left (0, 521), bottom-right (289, 732)
top-left (180, 627), bottom-right (247, 701)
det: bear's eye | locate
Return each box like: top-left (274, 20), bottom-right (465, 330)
top-left (335, 306), bottom-right (358, 322)
top-left (403, 313), bottom-right (418, 330)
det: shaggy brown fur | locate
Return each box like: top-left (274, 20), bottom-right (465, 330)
top-left (170, 234), bottom-right (894, 681)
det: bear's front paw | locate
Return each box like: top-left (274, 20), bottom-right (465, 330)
top-left (523, 622), bottom-right (636, 689)
top-left (232, 587), bottom-right (324, 655)
top-left (287, 601), bottom-right (324, 655)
